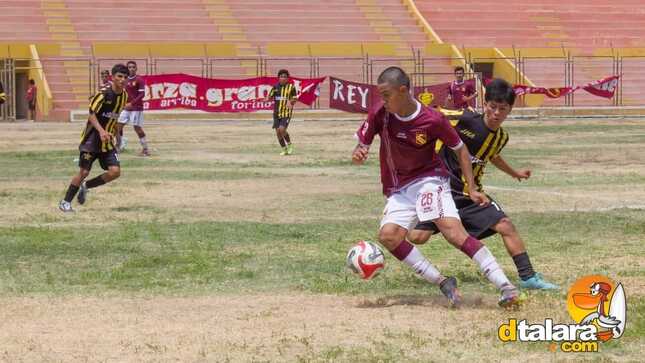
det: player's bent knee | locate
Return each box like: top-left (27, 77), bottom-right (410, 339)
top-left (407, 230), bottom-right (431, 245)
top-left (378, 225), bottom-right (406, 250)
top-left (107, 167), bottom-right (121, 179)
top-left (495, 217), bottom-right (517, 235)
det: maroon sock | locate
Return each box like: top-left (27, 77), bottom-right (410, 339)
top-left (390, 240), bottom-right (414, 261)
top-left (460, 236), bottom-right (484, 258)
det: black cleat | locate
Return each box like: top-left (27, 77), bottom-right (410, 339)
top-left (439, 276), bottom-right (462, 308)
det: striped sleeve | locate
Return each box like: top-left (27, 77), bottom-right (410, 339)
top-left (289, 84), bottom-right (297, 100)
top-left (492, 130), bottom-right (509, 158)
top-left (268, 87), bottom-right (276, 98)
top-left (89, 92), bottom-right (105, 114)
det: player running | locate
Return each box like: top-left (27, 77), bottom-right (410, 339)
top-left (408, 79), bottom-right (558, 290)
top-left (352, 67), bottom-right (521, 308)
top-left (265, 69), bottom-right (297, 155)
top-left (58, 64), bottom-right (128, 212)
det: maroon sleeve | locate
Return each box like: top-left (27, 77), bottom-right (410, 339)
top-left (467, 81), bottom-right (476, 95)
top-left (131, 77), bottom-right (145, 104)
top-left (355, 107), bottom-right (383, 146)
top-left (435, 113), bottom-right (463, 150)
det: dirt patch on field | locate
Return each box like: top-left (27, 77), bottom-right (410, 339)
top-left (1, 293), bottom-right (640, 362)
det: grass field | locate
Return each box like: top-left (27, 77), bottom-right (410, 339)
top-left (0, 118), bottom-right (644, 362)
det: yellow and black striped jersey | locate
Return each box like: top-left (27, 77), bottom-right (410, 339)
top-left (80, 87), bottom-right (128, 153)
top-left (269, 82), bottom-right (297, 119)
top-left (437, 108), bottom-right (509, 195)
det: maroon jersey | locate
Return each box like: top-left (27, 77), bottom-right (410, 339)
top-left (356, 101), bottom-right (464, 197)
top-left (125, 75), bottom-right (145, 111)
top-left (449, 80), bottom-right (475, 109)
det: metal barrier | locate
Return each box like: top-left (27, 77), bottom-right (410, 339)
top-left (570, 56), bottom-right (617, 107)
top-left (0, 58), bottom-right (15, 120)
top-left (2, 54), bottom-right (640, 117)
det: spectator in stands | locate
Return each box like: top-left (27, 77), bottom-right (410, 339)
top-left (446, 66), bottom-right (477, 110)
top-left (26, 79), bottom-right (37, 121)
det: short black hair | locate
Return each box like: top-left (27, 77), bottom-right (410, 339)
top-left (454, 66), bottom-right (465, 74)
top-left (29, 79), bottom-right (35, 85)
top-left (485, 78), bottom-right (516, 106)
top-left (112, 63), bottom-right (128, 76)
top-left (377, 66), bottom-right (410, 89)
top-left (277, 69), bottom-right (289, 77)
top-left (126, 60), bottom-right (137, 67)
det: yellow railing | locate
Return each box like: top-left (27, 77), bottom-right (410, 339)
top-left (29, 44), bottom-right (53, 117)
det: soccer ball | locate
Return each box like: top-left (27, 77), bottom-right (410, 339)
top-left (346, 240), bottom-right (385, 280)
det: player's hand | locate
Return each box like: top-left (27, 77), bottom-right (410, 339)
top-left (99, 130), bottom-right (110, 143)
top-left (469, 190), bottom-right (490, 206)
top-left (515, 169), bottom-right (531, 181)
top-left (352, 145), bottom-right (369, 165)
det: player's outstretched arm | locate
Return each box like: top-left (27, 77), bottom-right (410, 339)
top-left (454, 145), bottom-right (489, 206)
top-left (351, 144), bottom-right (369, 165)
top-left (490, 155), bottom-right (531, 181)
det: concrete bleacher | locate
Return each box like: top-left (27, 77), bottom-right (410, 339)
top-left (415, 0), bottom-right (645, 49)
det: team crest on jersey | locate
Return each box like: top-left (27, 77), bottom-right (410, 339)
top-left (415, 132), bottom-right (427, 145)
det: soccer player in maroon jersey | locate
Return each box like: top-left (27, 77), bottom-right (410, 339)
top-left (116, 61), bottom-right (149, 156)
top-left (352, 67), bottom-right (521, 308)
top-left (100, 69), bottom-right (112, 90)
top-left (446, 66), bottom-right (477, 110)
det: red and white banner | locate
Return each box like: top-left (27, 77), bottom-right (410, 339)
top-left (329, 77), bottom-right (375, 113)
top-left (140, 74), bottom-right (325, 112)
top-left (512, 75), bottom-right (620, 99)
top-left (580, 75), bottom-right (620, 99)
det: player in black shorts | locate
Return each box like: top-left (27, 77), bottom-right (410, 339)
top-left (58, 64), bottom-right (129, 212)
top-left (266, 69), bottom-right (297, 156)
top-left (408, 79), bottom-right (558, 290)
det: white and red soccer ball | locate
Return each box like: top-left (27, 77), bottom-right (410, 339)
top-left (346, 240), bottom-right (385, 280)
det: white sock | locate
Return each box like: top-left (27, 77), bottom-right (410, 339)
top-left (472, 246), bottom-right (514, 291)
top-left (139, 137), bottom-right (148, 149)
top-left (402, 246), bottom-right (443, 284)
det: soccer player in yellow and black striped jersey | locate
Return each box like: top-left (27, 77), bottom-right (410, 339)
top-left (0, 80), bottom-right (6, 105)
top-left (409, 79), bottom-right (558, 290)
top-left (59, 64), bottom-right (129, 212)
top-left (266, 69), bottom-right (297, 155)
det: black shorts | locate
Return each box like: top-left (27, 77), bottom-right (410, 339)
top-left (415, 193), bottom-right (507, 239)
top-left (78, 150), bottom-right (120, 172)
top-left (272, 116), bottom-right (290, 129)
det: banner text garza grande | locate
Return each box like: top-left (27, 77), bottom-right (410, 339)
top-left (140, 74), bottom-right (326, 112)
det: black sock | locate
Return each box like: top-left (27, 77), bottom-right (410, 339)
top-left (512, 252), bottom-right (536, 281)
top-left (283, 132), bottom-right (291, 144)
top-left (277, 136), bottom-right (286, 147)
top-left (86, 175), bottom-right (106, 189)
top-left (64, 184), bottom-right (79, 202)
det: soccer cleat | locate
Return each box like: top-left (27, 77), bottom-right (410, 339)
top-left (498, 286), bottom-right (523, 309)
top-left (120, 136), bottom-right (128, 152)
top-left (77, 182), bottom-right (88, 205)
top-left (286, 143), bottom-right (294, 155)
top-left (58, 200), bottom-right (74, 213)
top-left (279, 147), bottom-right (288, 156)
top-left (439, 276), bottom-right (462, 307)
top-left (139, 148), bottom-right (151, 157)
top-left (520, 272), bottom-right (559, 290)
